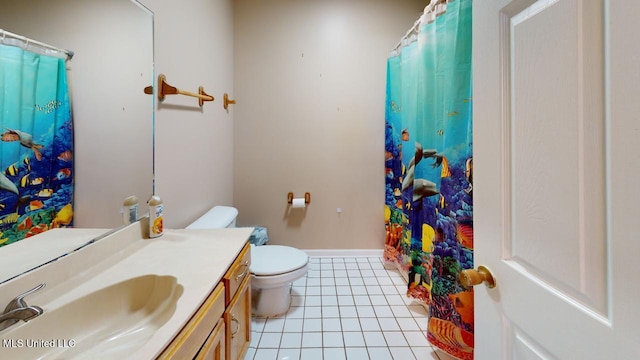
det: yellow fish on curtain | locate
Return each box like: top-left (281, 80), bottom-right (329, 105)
top-left (0, 44), bottom-right (74, 247)
top-left (384, 0), bottom-right (473, 358)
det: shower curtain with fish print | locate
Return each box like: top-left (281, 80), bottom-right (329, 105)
top-left (383, 0), bottom-right (473, 359)
top-left (0, 44), bottom-right (74, 247)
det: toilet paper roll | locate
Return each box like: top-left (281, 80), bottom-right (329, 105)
top-left (291, 198), bottom-right (306, 208)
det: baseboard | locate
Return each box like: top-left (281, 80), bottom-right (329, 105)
top-left (301, 249), bottom-right (384, 258)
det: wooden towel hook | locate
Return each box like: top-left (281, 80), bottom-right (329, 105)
top-left (144, 74), bottom-right (214, 107)
top-left (224, 93), bottom-right (236, 110)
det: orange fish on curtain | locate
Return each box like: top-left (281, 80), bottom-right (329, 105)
top-left (0, 44), bottom-right (74, 247)
top-left (384, 0), bottom-right (474, 359)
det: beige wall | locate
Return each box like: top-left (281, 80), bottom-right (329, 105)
top-left (141, 0), bottom-right (236, 228)
top-left (233, 0), bottom-right (424, 249)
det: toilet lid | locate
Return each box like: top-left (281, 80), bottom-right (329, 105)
top-left (250, 245), bottom-right (309, 276)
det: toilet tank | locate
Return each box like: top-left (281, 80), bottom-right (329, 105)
top-left (186, 206), bottom-right (238, 229)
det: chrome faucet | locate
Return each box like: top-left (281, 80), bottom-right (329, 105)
top-left (0, 283), bottom-right (45, 331)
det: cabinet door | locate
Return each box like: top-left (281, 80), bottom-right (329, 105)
top-left (225, 275), bottom-right (251, 360)
top-left (196, 318), bottom-right (226, 360)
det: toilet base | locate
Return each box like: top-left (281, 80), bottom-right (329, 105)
top-left (251, 285), bottom-right (291, 317)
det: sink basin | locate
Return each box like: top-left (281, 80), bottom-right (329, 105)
top-left (0, 274), bottom-right (183, 359)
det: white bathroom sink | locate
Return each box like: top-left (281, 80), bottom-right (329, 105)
top-left (1, 274), bottom-right (183, 359)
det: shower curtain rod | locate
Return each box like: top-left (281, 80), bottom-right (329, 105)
top-left (391, 0), bottom-right (448, 53)
top-left (0, 28), bottom-right (74, 60)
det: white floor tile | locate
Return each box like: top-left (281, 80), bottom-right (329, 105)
top-left (303, 318), bottom-right (322, 332)
top-left (403, 331), bottom-right (431, 347)
top-left (334, 277), bottom-right (350, 285)
top-left (320, 277), bottom-right (336, 286)
top-left (263, 318), bottom-right (286, 332)
top-left (363, 331), bottom-right (387, 347)
top-left (337, 295), bottom-right (355, 306)
top-left (321, 295), bottom-right (338, 306)
top-left (304, 296), bottom-right (321, 306)
top-left (380, 285), bottom-right (399, 295)
top-left (251, 318), bottom-right (267, 332)
top-left (258, 332), bottom-right (282, 348)
top-left (413, 347), bottom-right (441, 360)
top-left (305, 287), bottom-right (321, 296)
top-left (373, 305), bottom-right (395, 318)
top-left (336, 286), bottom-right (352, 295)
top-left (306, 278), bottom-right (321, 286)
top-left (378, 317), bottom-right (400, 331)
top-left (370, 295), bottom-right (389, 305)
top-left (367, 347), bottom-right (394, 360)
top-left (341, 317), bottom-right (362, 332)
top-left (359, 318), bottom-right (381, 331)
top-left (367, 285), bottom-right (384, 295)
top-left (396, 317), bottom-right (421, 331)
top-left (304, 307), bottom-right (322, 319)
top-left (279, 333), bottom-right (301, 348)
top-left (356, 305), bottom-right (376, 318)
top-left (321, 286), bottom-right (337, 295)
top-left (339, 306), bottom-right (358, 318)
top-left (282, 318), bottom-right (303, 332)
top-left (253, 348), bottom-right (278, 360)
top-left (351, 285), bottom-right (368, 295)
top-left (383, 331), bottom-right (409, 347)
top-left (249, 331), bottom-right (261, 348)
top-left (323, 306), bottom-right (340, 318)
top-left (284, 306), bottom-right (304, 319)
top-left (322, 331), bottom-right (344, 347)
top-left (386, 294), bottom-right (408, 306)
top-left (345, 262), bottom-right (360, 269)
top-left (244, 347), bottom-right (256, 360)
top-left (349, 277), bottom-right (365, 286)
top-left (373, 269), bottom-right (390, 277)
top-left (334, 270), bottom-right (348, 277)
top-left (322, 318), bottom-right (342, 331)
top-left (390, 346), bottom-right (418, 360)
top-left (324, 347), bottom-right (347, 359)
top-left (345, 347), bottom-right (370, 359)
top-left (353, 295), bottom-right (372, 305)
top-left (321, 270), bottom-right (334, 277)
top-left (391, 305), bottom-right (414, 318)
top-left (301, 332), bottom-right (323, 348)
top-left (276, 348), bottom-right (300, 360)
top-left (343, 331), bottom-right (366, 347)
top-left (300, 348), bottom-right (323, 360)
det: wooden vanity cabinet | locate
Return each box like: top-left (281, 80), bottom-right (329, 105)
top-left (159, 242), bottom-right (251, 360)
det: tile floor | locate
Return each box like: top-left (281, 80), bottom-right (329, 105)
top-left (244, 256), bottom-right (456, 360)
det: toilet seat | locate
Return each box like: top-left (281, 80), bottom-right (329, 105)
top-left (250, 245), bottom-right (308, 276)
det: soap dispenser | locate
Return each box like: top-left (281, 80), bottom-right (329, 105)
top-left (122, 195), bottom-right (138, 224)
top-left (148, 195), bottom-right (164, 238)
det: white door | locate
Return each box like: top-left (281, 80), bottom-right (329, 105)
top-left (473, 0), bottom-right (640, 359)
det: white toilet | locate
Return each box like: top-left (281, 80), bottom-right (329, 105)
top-left (186, 206), bottom-right (309, 317)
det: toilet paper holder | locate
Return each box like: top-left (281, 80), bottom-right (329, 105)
top-left (287, 192), bottom-right (310, 205)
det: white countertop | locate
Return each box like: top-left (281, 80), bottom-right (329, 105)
top-left (0, 221), bottom-right (252, 359)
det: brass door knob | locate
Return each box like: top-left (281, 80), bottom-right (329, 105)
top-left (460, 265), bottom-right (496, 288)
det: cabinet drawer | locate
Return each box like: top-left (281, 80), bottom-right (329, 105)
top-left (223, 242), bottom-right (251, 306)
top-left (195, 318), bottom-right (225, 360)
top-left (159, 283), bottom-right (225, 359)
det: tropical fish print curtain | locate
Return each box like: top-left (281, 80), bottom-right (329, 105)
top-left (0, 44), bottom-right (74, 247)
top-left (383, 0), bottom-right (473, 359)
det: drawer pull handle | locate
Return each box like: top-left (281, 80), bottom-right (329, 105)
top-left (235, 261), bottom-right (249, 281)
top-left (231, 315), bottom-right (240, 338)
